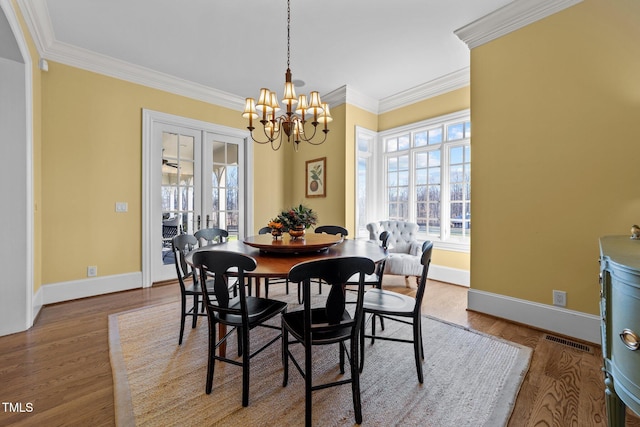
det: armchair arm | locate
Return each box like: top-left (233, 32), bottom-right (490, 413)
top-left (408, 240), bottom-right (424, 256)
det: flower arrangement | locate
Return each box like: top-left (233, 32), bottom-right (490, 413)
top-left (268, 219), bottom-right (284, 231)
top-left (276, 204), bottom-right (318, 230)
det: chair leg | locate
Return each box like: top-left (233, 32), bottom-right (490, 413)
top-left (179, 294), bottom-right (187, 345)
top-left (359, 320), bottom-right (366, 372)
top-left (350, 337), bottom-right (363, 424)
top-left (192, 294), bottom-right (199, 328)
top-left (413, 318), bottom-right (424, 384)
top-left (285, 279), bottom-right (289, 294)
top-left (339, 342), bottom-right (345, 374)
top-left (206, 320), bottom-right (217, 394)
top-left (237, 327), bottom-right (243, 357)
top-left (282, 325), bottom-right (289, 387)
top-left (242, 328), bottom-right (250, 407)
top-left (370, 315), bottom-right (377, 345)
top-left (305, 339), bottom-right (313, 427)
top-left (265, 278), bottom-right (270, 299)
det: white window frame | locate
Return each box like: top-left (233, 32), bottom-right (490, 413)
top-left (354, 126), bottom-right (378, 239)
top-left (377, 109), bottom-right (470, 252)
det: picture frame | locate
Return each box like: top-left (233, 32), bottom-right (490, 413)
top-left (305, 157), bottom-right (326, 198)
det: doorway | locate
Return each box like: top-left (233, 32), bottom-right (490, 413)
top-left (142, 110), bottom-right (253, 285)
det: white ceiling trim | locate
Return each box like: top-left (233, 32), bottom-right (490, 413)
top-left (378, 68), bottom-right (470, 114)
top-left (16, 0), bottom-right (579, 115)
top-left (455, 0), bottom-right (583, 49)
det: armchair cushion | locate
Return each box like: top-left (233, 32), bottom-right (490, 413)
top-left (367, 220), bottom-right (425, 287)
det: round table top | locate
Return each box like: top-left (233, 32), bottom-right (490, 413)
top-left (243, 233), bottom-right (343, 254)
top-left (186, 238), bottom-right (387, 278)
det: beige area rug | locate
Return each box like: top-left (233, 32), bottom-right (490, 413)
top-left (109, 289), bottom-right (532, 427)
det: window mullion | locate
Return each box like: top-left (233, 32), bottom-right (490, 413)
top-left (441, 143), bottom-right (450, 242)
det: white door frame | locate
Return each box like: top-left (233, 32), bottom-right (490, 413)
top-left (0, 0), bottom-right (34, 336)
top-left (142, 109), bottom-right (253, 287)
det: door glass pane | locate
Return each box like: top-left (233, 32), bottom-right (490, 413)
top-left (161, 132), bottom-right (195, 264)
top-left (208, 140), bottom-right (240, 240)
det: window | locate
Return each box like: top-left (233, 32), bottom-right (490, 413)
top-left (355, 127), bottom-right (377, 238)
top-left (380, 110), bottom-right (471, 250)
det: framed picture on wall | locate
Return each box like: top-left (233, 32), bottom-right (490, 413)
top-left (305, 157), bottom-right (326, 198)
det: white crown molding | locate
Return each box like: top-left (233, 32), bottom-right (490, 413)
top-left (378, 68), bottom-right (470, 114)
top-left (455, 0), bottom-right (583, 49)
top-left (18, 0), bottom-right (578, 115)
top-left (17, 0), bottom-right (245, 111)
top-left (15, 0), bottom-right (52, 57)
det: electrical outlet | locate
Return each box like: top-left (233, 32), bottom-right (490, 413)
top-left (553, 290), bottom-right (566, 307)
top-left (87, 266), bottom-right (98, 277)
top-left (115, 202), bottom-right (128, 213)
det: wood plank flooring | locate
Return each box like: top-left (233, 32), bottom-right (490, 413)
top-left (0, 278), bottom-right (638, 426)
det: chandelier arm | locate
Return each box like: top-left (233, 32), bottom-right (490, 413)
top-left (304, 130), bottom-right (329, 145)
top-left (296, 120), bottom-right (320, 143)
top-left (247, 123), bottom-right (281, 145)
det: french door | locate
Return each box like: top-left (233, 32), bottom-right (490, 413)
top-left (143, 110), bottom-right (251, 285)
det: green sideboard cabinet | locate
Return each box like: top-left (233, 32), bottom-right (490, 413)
top-left (599, 236), bottom-right (640, 426)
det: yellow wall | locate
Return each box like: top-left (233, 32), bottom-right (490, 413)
top-left (470, 0), bottom-right (640, 313)
top-left (40, 62), bottom-right (282, 284)
top-left (282, 103), bottom-right (348, 228)
top-left (378, 87), bottom-right (472, 272)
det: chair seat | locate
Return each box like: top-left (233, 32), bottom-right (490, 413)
top-left (346, 272), bottom-right (381, 284)
top-left (282, 308), bottom-right (353, 345)
top-left (184, 279), bottom-right (215, 295)
top-left (217, 296), bottom-right (287, 326)
top-left (363, 288), bottom-right (415, 315)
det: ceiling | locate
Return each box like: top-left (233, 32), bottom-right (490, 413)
top-left (19, 0), bottom-right (528, 109)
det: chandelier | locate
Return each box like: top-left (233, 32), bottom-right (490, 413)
top-left (242, 0), bottom-right (331, 151)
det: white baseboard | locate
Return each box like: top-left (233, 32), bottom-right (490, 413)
top-left (32, 286), bottom-right (43, 323)
top-left (42, 272), bottom-right (143, 305)
top-left (429, 264), bottom-right (470, 287)
top-left (467, 289), bottom-right (601, 344)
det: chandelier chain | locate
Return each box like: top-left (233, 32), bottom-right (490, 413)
top-left (287, 0), bottom-right (290, 70)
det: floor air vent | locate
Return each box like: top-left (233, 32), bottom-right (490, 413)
top-left (544, 334), bottom-right (594, 354)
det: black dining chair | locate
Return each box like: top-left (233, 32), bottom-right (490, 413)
top-left (192, 250), bottom-right (287, 407)
top-left (294, 225), bottom-right (349, 303)
top-left (172, 234), bottom-right (214, 345)
top-left (314, 225), bottom-right (348, 237)
top-left (359, 241), bottom-right (433, 383)
top-left (194, 227), bottom-right (229, 247)
top-left (282, 256), bottom-right (375, 427)
top-left (344, 231), bottom-right (389, 310)
top-left (256, 226), bottom-right (290, 298)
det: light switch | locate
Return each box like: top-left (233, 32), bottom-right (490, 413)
top-left (115, 202), bottom-right (128, 212)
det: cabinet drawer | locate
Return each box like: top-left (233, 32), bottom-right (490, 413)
top-left (610, 275), bottom-right (640, 413)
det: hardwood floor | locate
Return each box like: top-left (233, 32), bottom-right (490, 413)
top-left (0, 278), bottom-right (638, 426)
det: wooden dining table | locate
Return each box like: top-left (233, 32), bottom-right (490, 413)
top-left (186, 233), bottom-right (388, 296)
top-left (186, 234), bottom-right (387, 357)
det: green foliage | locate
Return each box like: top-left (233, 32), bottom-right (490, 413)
top-left (277, 204), bottom-right (318, 229)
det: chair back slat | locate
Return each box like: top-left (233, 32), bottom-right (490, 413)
top-left (192, 250), bottom-right (256, 311)
top-left (289, 257), bottom-right (375, 332)
top-left (172, 234), bottom-right (198, 290)
top-left (315, 225), bottom-right (349, 238)
top-left (194, 228), bottom-right (229, 247)
top-left (413, 241), bottom-right (434, 313)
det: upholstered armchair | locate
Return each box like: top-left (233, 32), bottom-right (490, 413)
top-left (367, 220), bottom-right (427, 288)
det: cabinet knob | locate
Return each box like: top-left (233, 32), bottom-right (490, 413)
top-left (619, 328), bottom-right (639, 351)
